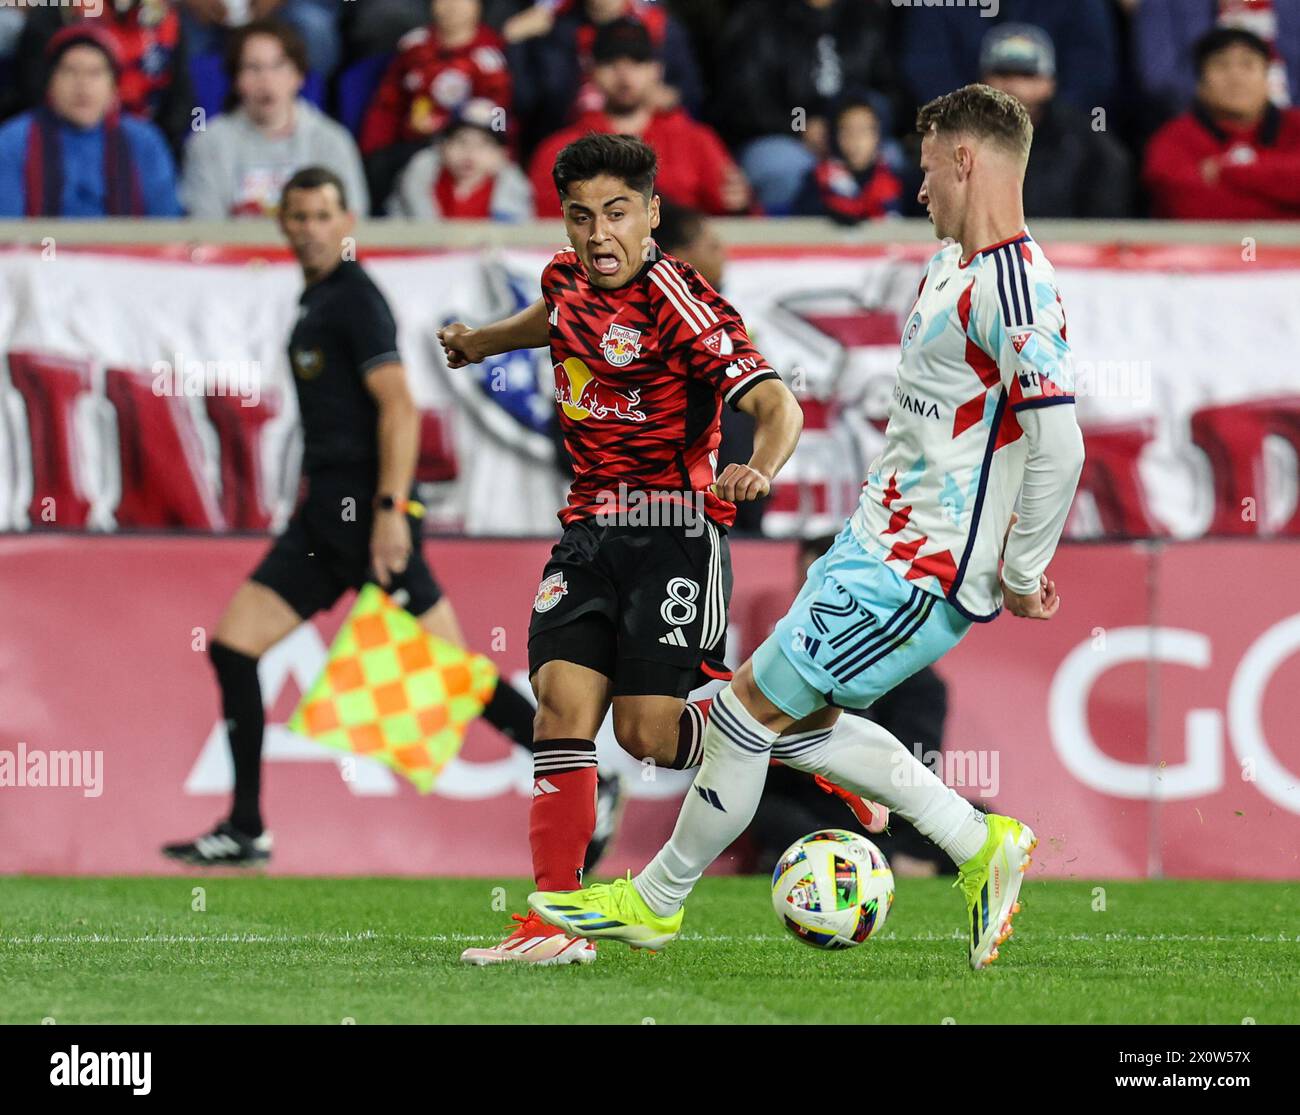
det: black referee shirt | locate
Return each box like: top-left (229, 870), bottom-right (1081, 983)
top-left (288, 260), bottom-right (401, 477)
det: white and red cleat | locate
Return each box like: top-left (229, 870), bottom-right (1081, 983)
top-left (460, 911), bottom-right (597, 966)
top-left (814, 775), bottom-right (890, 834)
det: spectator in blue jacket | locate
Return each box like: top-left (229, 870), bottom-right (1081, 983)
top-left (0, 24), bottom-right (181, 218)
top-left (1134, 0), bottom-right (1300, 129)
top-left (899, 0), bottom-right (1120, 117)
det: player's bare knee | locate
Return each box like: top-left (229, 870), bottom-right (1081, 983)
top-left (726, 667), bottom-right (795, 734)
top-left (727, 666), bottom-right (765, 715)
top-left (614, 725), bottom-right (673, 765)
top-left (532, 689), bottom-right (583, 741)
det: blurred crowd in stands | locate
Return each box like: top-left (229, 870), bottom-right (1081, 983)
top-left (0, 0), bottom-right (1297, 222)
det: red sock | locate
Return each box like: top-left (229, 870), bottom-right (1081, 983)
top-left (672, 698), bottom-right (713, 770)
top-left (529, 738), bottom-right (598, 891)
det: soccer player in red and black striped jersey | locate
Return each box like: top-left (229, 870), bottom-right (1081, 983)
top-left (439, 133), bottom-right (805, 965)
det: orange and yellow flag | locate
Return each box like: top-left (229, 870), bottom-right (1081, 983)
top-left (287, 584), bottom-right (498, 793)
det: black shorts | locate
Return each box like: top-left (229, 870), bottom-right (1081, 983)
top-left (250, 471), bottom-right (442, 620)
top-left (527, 517), bottom-right (733, 698)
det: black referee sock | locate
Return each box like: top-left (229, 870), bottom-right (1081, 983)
top-left (481, 678), bottom-right (536, 751)
top-left (210, 642), bottom-right (266, 838)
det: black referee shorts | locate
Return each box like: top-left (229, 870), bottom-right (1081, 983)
top-left (250, 470), bottom-right (442, 620)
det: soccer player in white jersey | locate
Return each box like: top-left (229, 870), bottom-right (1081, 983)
top-left (526, 85), bottom-right (1087, 971)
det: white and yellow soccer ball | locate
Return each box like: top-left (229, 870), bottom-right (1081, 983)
top-left (771, 829), bottom-right (895, 949)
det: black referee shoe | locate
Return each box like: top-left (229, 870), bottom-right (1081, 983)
top-left (583, 770), bottom-right (626, 877)
top-left (161, 821), bottom-right (273, 868)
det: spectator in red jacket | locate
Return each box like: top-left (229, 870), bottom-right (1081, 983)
top-left (527, 17), bottom-right (749, 217)
top-left (387, 96), bottom-right (533, 219)
top-left (793, 99), bottom-right (902, 224)
top-left (360, 0), bottom-right (512, 208)
top-left (1144, 26), bottom-right (1300, 219)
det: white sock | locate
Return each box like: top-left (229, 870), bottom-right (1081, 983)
top-left (776, 713), bottom-right (988, 866)
top-left (635, 685), bottom-right (779, 917)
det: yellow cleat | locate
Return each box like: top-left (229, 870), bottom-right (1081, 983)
top-left (956, 814), bottom-right (1037, 970)
top-left (528, 873), bottom-right (683, 951)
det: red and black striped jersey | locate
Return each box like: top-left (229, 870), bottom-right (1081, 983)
top-left (542, 245), bottom-right (779, 528)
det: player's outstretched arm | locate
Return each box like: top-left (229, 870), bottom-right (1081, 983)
top-left (714, 378), bottom-right (804, 502)
top-left (437, 298), bottom-right (549, 367)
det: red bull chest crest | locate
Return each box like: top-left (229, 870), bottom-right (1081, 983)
top-left (600, 323), bottom-right (643, 368)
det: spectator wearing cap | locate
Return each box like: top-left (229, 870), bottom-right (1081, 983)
top-left (1135, 0), bottom-right (1300, 131)
top-left (13, 1), bottom-right (196, 157)
top-left (180, 19), bottom-right (366, 217)
top-left (1144, 26), bottom-right (1300, 218)
top-left (507, 0), bottom-right (702, 149)
top-left (387, 97), bottom-right (531, 218)
top-left (980, 25), bottom-right (1134, 219)
top-left (900, 0), bottom-right (1120, 119)
top-left (360, 0), bottom-right (512, 209)
top-left (0, 24), bottom-right (181, 217)
top-left (180, 0), bottom-right (342, 78)
top-left (792, 99), bottom-right (902, 224)
top-left (527, 18), bottom-right (749, 217)
top-left (713, 0), bottom-right (895, 215)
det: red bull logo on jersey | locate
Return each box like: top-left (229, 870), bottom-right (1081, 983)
top-left (533, 572), bottom-right (568, 613)
top-left (600, 323), bottom-right (643, 367)
top-left (554, 357), bottom-right (647, 423)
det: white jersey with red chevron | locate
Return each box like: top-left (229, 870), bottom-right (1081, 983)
top-left (850, 231), bottom-right (1075, 621)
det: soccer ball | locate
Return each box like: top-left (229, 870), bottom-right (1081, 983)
top-left (771, 829), bottom-right (895, 949)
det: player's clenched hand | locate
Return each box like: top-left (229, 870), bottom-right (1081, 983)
top-left (1001, 573), bottom-right (1060, 620)
top-left (712, 463), bottom-right (770, 502)
top-left (370, 512), bottom-right (411, 589)
top-left (437, 323), bottom-right (483, 368)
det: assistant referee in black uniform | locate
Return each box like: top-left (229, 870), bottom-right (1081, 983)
top-left (162, 166), bottom-right (610, 866)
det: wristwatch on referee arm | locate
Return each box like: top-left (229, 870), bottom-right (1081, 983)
top-left (373, 494), bottom-right (426, 518)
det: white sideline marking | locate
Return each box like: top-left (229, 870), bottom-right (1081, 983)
top-left (2, 931), bottom-right (1298, 945)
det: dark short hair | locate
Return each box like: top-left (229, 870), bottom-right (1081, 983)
top-left (916, 82), bottom-right (1033, 161)
top-left (653, 200), bottom-right (704, 254)
top-left (280, 165), bottom-right (349, 211)
top-left (1194, 27), bottom-right (1271, 77)
top-left (552, 132), bottom-right (657, 202)
top-left (226, 18), bottom-right (309, 86)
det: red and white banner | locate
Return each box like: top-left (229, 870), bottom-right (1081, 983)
top-left (1, 242), bottom-right (1298, 539)
top-left (1, 536), bottom-right (1296, 878)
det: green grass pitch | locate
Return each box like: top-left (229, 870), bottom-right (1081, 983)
top-left (2, 876), bottom-right (1296, 1025)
